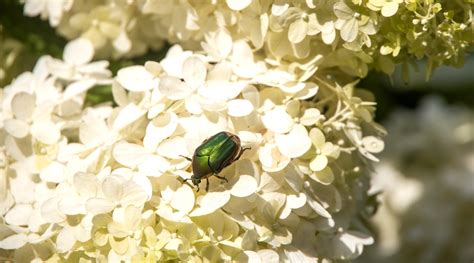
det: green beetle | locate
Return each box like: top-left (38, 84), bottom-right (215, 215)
top-left (182, 131), bottom-right (250, 192)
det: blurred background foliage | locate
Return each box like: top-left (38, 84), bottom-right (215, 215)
top-left (1, 0), bottom-right (472, 120)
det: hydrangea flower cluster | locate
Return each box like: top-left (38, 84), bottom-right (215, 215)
top-left (23, 0), bottom-right (472, 78)
top-left (0, 36), bottom-right (384, 261)
top-left (364, 97), bottom-right (474, 262)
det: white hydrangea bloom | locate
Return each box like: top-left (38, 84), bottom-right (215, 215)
top-left (22, 0), bottom-right (471, 79)
top-left (10, 0), bottom-right (471, 261)
top-left (23, 0), bottom-right (73, 26)
top-left (0, 43), bottom-right (383, 261)
top-left (0, 40), bottom-right (111, 261)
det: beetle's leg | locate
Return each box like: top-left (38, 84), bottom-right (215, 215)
top-left (183, 177), bottom-right (192, 184)
top-left (205, 178), bottom-right (210, 192)
top-left (179, 155), bottom-right (192, 162)
top-left (234, 146), bottom-right (251, 161)
top-left (183, 178), bottom-right (196, 191)
top-left (214, 174), bottom-right (228, 183)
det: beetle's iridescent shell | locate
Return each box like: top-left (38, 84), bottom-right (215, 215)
top-left (192, 131), bottom-right (241, 179)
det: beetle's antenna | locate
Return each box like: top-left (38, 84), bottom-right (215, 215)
top-left (234, 146), bottom-right (251, 161)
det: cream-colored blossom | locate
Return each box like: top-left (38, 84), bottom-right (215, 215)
top-left (23, 0), bottom-right (73, 26)
top-left (0, 43), bottom-right (382, 261)
top-left (21, 0), bottom-right (471, 79)
top-left (0, 41), bottom-right (111, 261)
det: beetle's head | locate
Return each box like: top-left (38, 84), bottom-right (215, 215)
top-left (191, 177), bottom-right (201, 186)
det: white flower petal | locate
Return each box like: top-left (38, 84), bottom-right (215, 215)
top-left (208, 61), bottom-right (232, 81)
top-left (56, 228), bottom-right (76, 253)
top-left (5, 204), bottom-right (33, 226)
top-left (40, 161), bottom-right (67, 183)
top-left (157, 137), bottom-right (189, 159)
top-left (237, 251), bottom-right (261, 263)
top-left (334, 2), bottom-right (354, 19)
top-left (113, 31), bottom-right (132, 53)
top-left (189, 190), bottom-right (231, 216)
top-left (86, 197), bottom-right (115, 214)
top-left (227, 99), bottom-right (254, 117)
top-left (117, 65), bottom-right (156, 92)
top-left (63, 38), bottom-right (94, 65)
top-left (31, 121), bottom-right (60, 144)
top-left (310, 155), bottom-right (328, 172)
top-left (0, 234), bottom-right (28, 249)
top-left (185, 94), bottom-right (203, 115)
top-left (381, 2), bottom-right (399, 17)
top-left (322, 27), bottom-right (336, 44)
top-left (226, 0), bottom-right (251, 11)
top-left (73, 172), bottom-right (98, 196)
top-left (306, 197), bottom-right (331, 218)
top-left (230, 175), bottom-right (258, 197)
top-left (241, 85), bottom-right (260, 108)
top-left (321, 142), bottom-right (340, 159)
top-left (137, 155), bottom-right (171, 177)
top-left (294, 82), bottom-right (319, 100)
top-left (258, 170), bottom-right (284, 192)
top-left (300, 108), bottom-right (321, 126)
top-left (23, 0), bottom-right (43, 16)
top-left (143, 112), bottom-right (178, 151)
top-left (284, 163), bottom-right (304, 192)
top-left (278, 82), bottom-right (306, 94)
top-left (62, 79), bottom-right (96, 102)
top-left (58, 196), bottom-right (85, 215)
top-left (340, 18), bottom-right (358, 42)
top-left (200, 81), bottom-right (246, 102)
top-left (287, 193), bottom-right (307, 209)
top-left (262, 107), bottom-right (294, 134)
top-left (333, 231), bottom-right (374, 259)
top-left (288, 20), bottom-right (308, 44)
top-left (159, 76), bottom-right (193, 100)
top-left (309, 128), bottom-right (326, 148)
top-left (113, 142), bottom-right (151, 168)
top-left (41, 197), bottom-right (66, 223)
top-left (121, 182), bottom-right (148, 206)
top-left (160, 45), bottom-right (192, 76)
top-left (182, 56), bottom-right (207, 87)
top-left (170, 185), bottom-right (195, 214)
top-left (275, 124), bottom-right (312, 158)
top-left (271, 1), bottom-right (289, 16)
top-left (132, 173), bottom-right (153, 200)
top-left (4, 119), bottom-right (29, 138)
top-left (204, 29), bottom-right (233, 60)
top-left (258, 249), bottom-right (280, 263)
top-left (11, 92), bottom-right (35, 120)
top-left (231, 41), bottom-right (254, 66)
top-left (286, 100), bottom-right (300, 118)
top-left (362, 136), bottom-right (385, 153)
top-left (258, 143), bottom-right (290, 172)
top-left (101, 177), bottom-right (123, 201)
top-left (112, 81), bottom-right (129, 106)
top-left (79, 116), bottom-right (109, 146)
top-left (309, 167), bottom-right (334, 185)
top-left (112, 103), bottom-right (146, 131)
